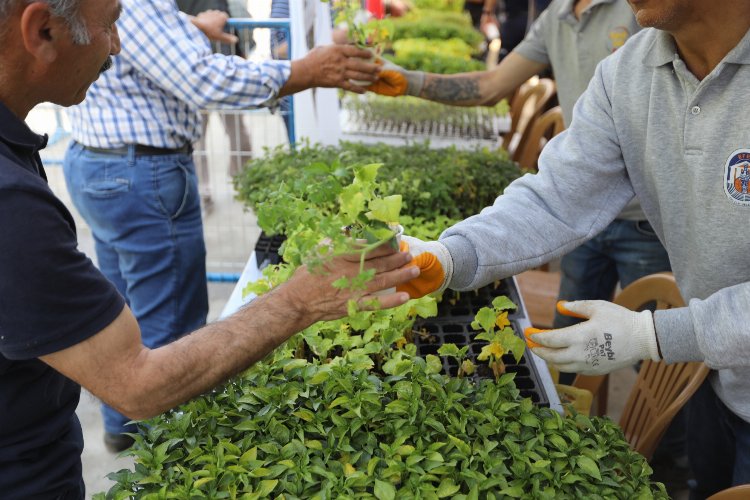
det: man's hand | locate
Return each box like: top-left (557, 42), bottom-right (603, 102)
top-left (367, 59), bottom-right (425, 97)
top-left (284, 242), bottom-right (418, 323)
top-left (525, 301), bottom-right (661, 375)
top-left (396, 235), bottom-right (453, 298)
top-left (283, 45), bottom-right (381, 96)
top-left (191, 10), bottom-right (238, 45)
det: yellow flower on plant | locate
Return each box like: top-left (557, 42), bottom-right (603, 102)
top-left (344, 463), bottom-right (356, 476)
top-left (478, 342), bottom-right (505, 361)
top-left (495, 311), bottom-right (510, 329)
top-left (395, 336), bottom-right (407, 349)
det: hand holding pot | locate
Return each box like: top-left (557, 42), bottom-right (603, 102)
top-left (299, 44), bottom-right (381, 93)
top-left (396, 235), bottom-right (453, 298)
top-left (525, 300), bottom-right (661, 375)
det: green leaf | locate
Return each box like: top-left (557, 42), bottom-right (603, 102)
top-left (367, 195), bottom-right (402, 223)
top-left (448, 435), bottom-right (471, 456)
top-left (257, 479), bottom-right (279, 496)
top-left (437, 478), bottom-right (460, 498)
top-left (283, 358), bottom-right (308, 372)
top-left (437, 343), bottom-right (461, 357)
top-left (425, 354), bottom-right (443, 374)
top-left (374, 479), bottom-right (396, 500)
top-left (576, 456), bottom-right (602, 481)
top-left (355, 163), bottom-right (382, 184)
top-left (472, 307), bottom-right (497, 333)
top-left (411, 296), bottom-right (438, 318)
top-left (339, 186), bottom-right (365, 222)
top-left (491, 296), bottom-right (517, 311)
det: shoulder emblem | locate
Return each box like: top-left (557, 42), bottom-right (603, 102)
top-left (607, 26), bottom-right (630, 53)
top-left (724, 149), bottom-right (750, 205)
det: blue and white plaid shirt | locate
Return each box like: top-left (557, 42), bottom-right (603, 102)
top-left (68, 0), bottom-right (291, 149)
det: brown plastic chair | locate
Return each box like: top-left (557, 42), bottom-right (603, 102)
top-left (502, 77), bottom-right (557, 160)
top-left (707, 484), bottom-right (750, 500)
top-left (572, 272), bottom-right (710, 460)
top-left (515, 105), bottom-right (565, 171)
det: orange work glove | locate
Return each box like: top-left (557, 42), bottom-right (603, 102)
top-left (366, 60), bottom-right (425, 97)
top-left (396, 235), bottom-right (453, 298)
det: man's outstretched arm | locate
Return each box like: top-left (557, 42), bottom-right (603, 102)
top-left (368, 52), bottom-right (547, 106)
top-left (41, 247), bottom-right (416, 420)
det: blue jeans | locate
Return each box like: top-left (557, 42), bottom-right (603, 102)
top-left (687, 377), bottom-right (750, 499)
top-left (63, 143), bottom-right (208, 435)
top-left (553, 219), bottom-right (672, 330)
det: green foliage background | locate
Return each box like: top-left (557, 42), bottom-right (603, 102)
top-left (234, 141), bottom-right (522, 240)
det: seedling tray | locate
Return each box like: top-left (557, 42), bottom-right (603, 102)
top-left (412, 316), bottom-right (550, 407)
top-left (253, 232), bottom-right (286, 267)
top-left (437, 282), bottom-right (523, 320)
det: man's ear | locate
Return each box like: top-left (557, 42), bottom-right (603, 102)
top-left (20, 2), bottom-right (64, 63)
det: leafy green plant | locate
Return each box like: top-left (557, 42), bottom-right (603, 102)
top-left (330, 0), bottom-right (392, 51)
top-left (472, 296), bottom-right (525, 379)
top-left (97, 353), bottom-right (667, 499)
top-left (437, 343), bottom-right (475, 377)
top-left (97, 154), bottom-right (667, 500)
top-left (412, 0), bottom-right (465, 12)
top-left (234, 141), bottom-right (520, 230)
top-left (385, 10), bottom-right (483, 47)
top-left (385, 37), bottom-right (484, 74)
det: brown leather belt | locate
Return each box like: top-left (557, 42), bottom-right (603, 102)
top-left (80, 143), bottom-right (192, 156)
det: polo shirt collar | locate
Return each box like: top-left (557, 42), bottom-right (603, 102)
top-left (724, 26), bottom-right (750, 65)
top-left (644, 26), bottom-right (750, 67)
top-left (0, 100), bottom-right (48, 154)
top-left (642, 29), bottom-right (678, 67)
top-left (556, 0), bottom-right (618, 21)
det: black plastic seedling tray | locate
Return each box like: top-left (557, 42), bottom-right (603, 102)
top-left (412, 316), bottom-right (550, 407)
top-left (437, 282), bottom-right (523, 320)
top-left (250, 234), bottom-right (551, 407)
top-left (253, 232), bottom-right (286, 267)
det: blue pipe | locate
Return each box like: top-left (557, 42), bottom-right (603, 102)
top-left (207, 272), bottom-right (241, 283)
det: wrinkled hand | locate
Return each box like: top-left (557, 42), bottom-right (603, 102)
top-left (396, 235), bottom-right (453, 298)
top-left (286, 242), bottom-right (417, 323)
top-left (300, 44), bottom-right (380, 93)
top-left (367, 59), bottom-right (425, 97)
top-left (525, 301), bottom-right (661, 375)
top-left (191, 10), bottom-right (238, 44)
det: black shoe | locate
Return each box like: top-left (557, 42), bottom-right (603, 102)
top-left (103, 432), bottom-right (135, 453)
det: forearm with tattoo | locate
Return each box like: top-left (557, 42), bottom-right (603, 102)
top-left (421, 75), bottom-right (482, 104)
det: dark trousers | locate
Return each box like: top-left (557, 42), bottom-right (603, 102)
top-left (688, 377), bottom-right (750, 499)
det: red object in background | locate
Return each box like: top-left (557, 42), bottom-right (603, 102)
top-left (366, 0), bottom-right (385, 19)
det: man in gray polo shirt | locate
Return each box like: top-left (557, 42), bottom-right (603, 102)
top-left (397, 1), bottom-right (750, 495)
top-left (369, 0), bottom-right (672, 372)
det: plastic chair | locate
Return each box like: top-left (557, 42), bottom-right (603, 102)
top-left (571, 272), bottom-right (709, 460)
top-left (515, 105), bottom-right (565, 171)
top-left (502, 77), bottom-right (557, 160)
top-left (707, 484), bottom-right (750, 500)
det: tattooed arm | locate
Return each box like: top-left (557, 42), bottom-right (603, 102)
top-left (419, 52), bottom-right (547, 106)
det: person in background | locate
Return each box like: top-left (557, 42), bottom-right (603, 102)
top-left (464, 0), bottom-right (499, 34)
top-left (395, 0), bottom-right (750, 497)
top-left (63, 0), bottom-right (383, 453)
top-left (176, 0), bottom-right (255, 211)
top-left (496, 0), bottom-right (552, 57)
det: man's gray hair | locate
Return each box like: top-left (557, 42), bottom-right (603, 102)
top-left (0, 0), bottom-right (90, 44)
